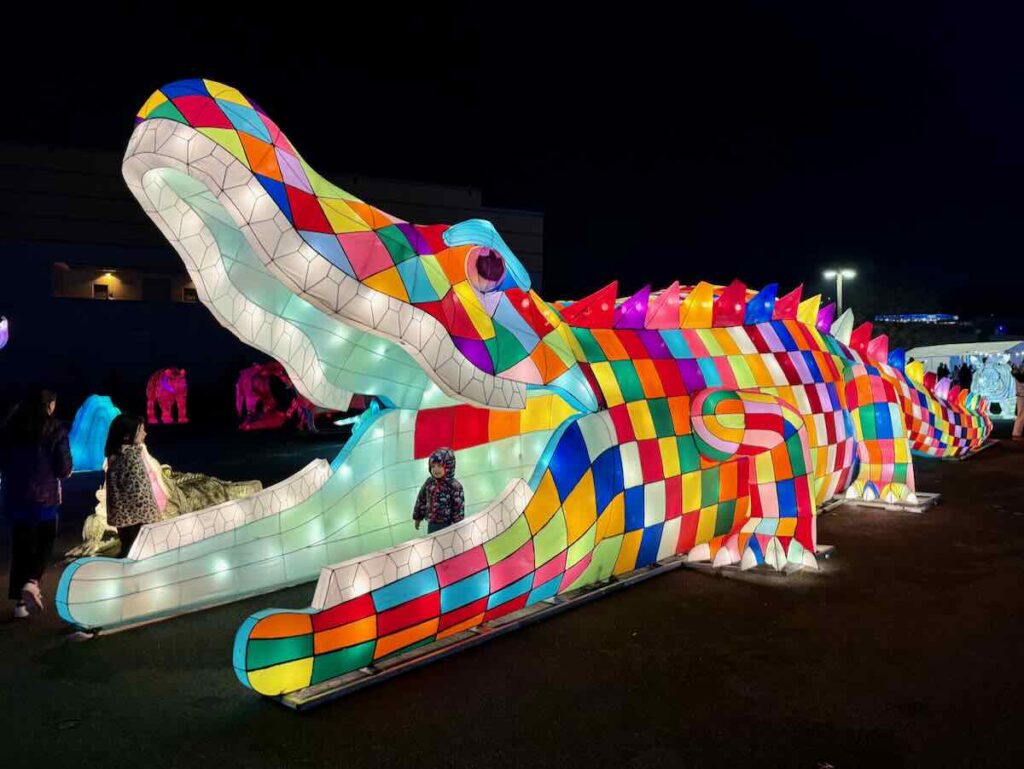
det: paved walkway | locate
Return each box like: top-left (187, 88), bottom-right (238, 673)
top-left (1, 426), bottom-right (1022, 767)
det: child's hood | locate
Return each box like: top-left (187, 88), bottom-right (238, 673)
top-left (427, 447), bottom-right (457, 478)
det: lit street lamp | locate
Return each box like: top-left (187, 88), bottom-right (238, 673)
top-left (823, 268), bottom-right (856, 314)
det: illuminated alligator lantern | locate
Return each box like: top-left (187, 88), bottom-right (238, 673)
top-left (60, 80), bottom-right (989, 676)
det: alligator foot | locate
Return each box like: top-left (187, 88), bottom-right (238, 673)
top-left (845, 480), bottom-right (918, 505)
top-left (687, 521), bottom-right (817, 572)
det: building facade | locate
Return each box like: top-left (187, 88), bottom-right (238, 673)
top-left (0, 143), bottom-right (543, 420)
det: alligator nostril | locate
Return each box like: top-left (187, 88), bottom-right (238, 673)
top-left (475, 248), bottom-right (505, 285)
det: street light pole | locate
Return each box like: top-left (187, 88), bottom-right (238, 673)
top-left (823, 268), bottom-right (856, 314)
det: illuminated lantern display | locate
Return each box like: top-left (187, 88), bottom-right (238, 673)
top-left (0, 316), bottom-right (8, 349)
top-left (69, 395), bottom-right (122, 473)
top-left (237, 361), bottom-right (290, 430)
top-left (61, 80), bottom-right (990, 673)
top-left (146, 367), bottom-right (189, 424)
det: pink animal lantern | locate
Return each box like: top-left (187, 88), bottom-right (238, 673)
top-left (146, 367), bottom-right (188, 425)
top-left (236, 361), bottom-right (317, 431)
top-left (236, 361), bottom-right (287, 429)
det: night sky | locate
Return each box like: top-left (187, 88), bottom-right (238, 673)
top-left (5, 3), bottom-right (1023, 319)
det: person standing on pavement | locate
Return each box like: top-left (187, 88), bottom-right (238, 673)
top-left (0, 389), bottom-right (72, 619)
top-left (1012, 366), bottom-right (1024, 441)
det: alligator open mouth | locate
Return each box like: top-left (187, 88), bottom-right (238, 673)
top-left (56, 119), bottom-right (579, 632)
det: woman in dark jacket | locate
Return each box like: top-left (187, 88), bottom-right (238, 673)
top-left (0, 390), bottom-right (72, 618)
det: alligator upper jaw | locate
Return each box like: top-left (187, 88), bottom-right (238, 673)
top-left (123, 117), bottom-right (531, 413)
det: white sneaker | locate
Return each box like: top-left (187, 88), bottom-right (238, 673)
top-left (13, 603), bottom-right (29, 619)
top-left (21, 581), bottom-right (43, 614)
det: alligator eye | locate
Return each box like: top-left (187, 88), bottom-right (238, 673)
top-left (467, 246), bottom-right (506, 292)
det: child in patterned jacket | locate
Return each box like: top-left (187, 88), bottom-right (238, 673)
top-left (412, 447), bottom-right (465, 534)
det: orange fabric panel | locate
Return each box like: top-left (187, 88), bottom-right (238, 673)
top-left (249, 612), bottom-right (312, 639)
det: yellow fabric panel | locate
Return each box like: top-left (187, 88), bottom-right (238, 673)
top-left (526, 470), bottom-right (562, 534)
top-left (590, 362), bottom-right (624, 407)
top-left (596, 493), bottom-right (625, 541)
top-left (695, 505), bottom-right (719, 543)
top-left (138, 89), bottom-right (168, 118)
top-left (453, 282), bottom-right (496, 339)
top-left (247, 657), bottom-right (313, 697)
top-left (659, 437), bottom-right (680, 477)
top-left (682, 471), bottom-right (702, 512)
top-left (563, 472), bottom-right (598, 545)
top-left (613, 530), bottom-right (644, 575)
top-left (320, 198), bottom-right (372, 233)
top-left (364, 267), bottom-right (410, 303)
top-left (754, 451), bottom-right (777, 483)
top-left (203, 81), bottom-right (250, 107)
top-left (626, 401), bottom-right (657, 440)
top-left (776, 518), bottom-right (798, 537)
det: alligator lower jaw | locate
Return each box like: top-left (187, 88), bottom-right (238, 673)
top-left (57, 397), bottom-right (560, 631)
top-left (122, 118), bottom-right (527, 413)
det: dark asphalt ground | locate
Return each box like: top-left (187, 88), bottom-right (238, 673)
top-left (1, 424), bottom-right (1022, 768)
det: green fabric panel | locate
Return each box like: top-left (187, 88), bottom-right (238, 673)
top-left (573, 328), bottom-right (607, 362)
top-left (568, 535), bottom-right (622, 589)
top-left (611, 360), bottom-right (645, 402)
top-left (729, 355), bottom-right (758, 388)
top-left (700, 466), bottom-right (721, 506)
top-left (485, 322), bottom-right (530, 372)
top-left (247, 633), bottom-right (313, 670)
top-left (566, 522), bottom-right (596, 568)
top-left (484, 514), bottom-right (531, 564)
top-left (714, 499), bottom-right (736, 536)
top-left (859, 407), bottom-right (877, 440)
top-left (375, 225), bottom-right (417, 264)
top-left (533, 512), bottom-right (567, 566)
top-left (677, 434), bottom-right (701, 473)
top-left (647, 398), bottom-right (675, 438)
top-left (149, 100), bottom-right (188, 124)
top-left (310, 641), bottom-right (375, 684)
top-left (787, 434), bottom-right (807, 476)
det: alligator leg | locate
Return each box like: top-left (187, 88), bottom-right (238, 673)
top-left (684, 389), bottom-right (818, 571)
top-left (843, 364), bottom-right (917, 503)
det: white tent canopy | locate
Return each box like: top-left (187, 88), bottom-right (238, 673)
top-left (908, 341), bottom-right (1024, 362)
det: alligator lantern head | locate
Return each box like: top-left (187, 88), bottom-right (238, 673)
top-left (124, 78), bottom-right (595, 416)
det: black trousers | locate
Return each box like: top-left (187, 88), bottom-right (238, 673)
top-left (117, 524), bottom-right (142, 558)
top-left (8, 520), bottom-right (58, 600)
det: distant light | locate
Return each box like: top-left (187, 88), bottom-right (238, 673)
top-left (873, 313), bottom-right (959, 324)
top-left (823, 268), bottom-right (856, 279)
top-left (103, 272), bottom-right (115, 279)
